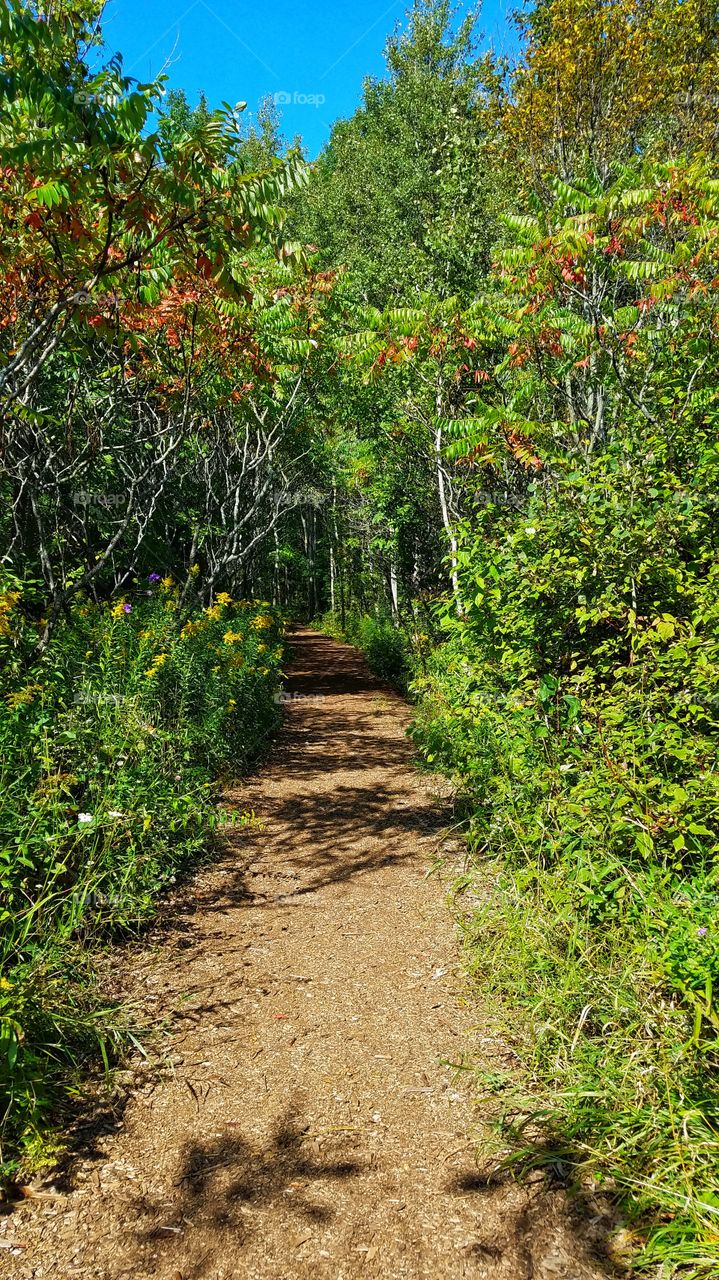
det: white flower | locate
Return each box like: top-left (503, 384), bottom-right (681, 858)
top-left (108, 810), bottom-right (123, 819)
top-left (78, 812), bottom-right (93, 824)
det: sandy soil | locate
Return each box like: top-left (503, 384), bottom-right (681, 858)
top-left (0, 631), bottom-right (615, 1280)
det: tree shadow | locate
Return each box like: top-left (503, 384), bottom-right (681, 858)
top-left (125, 1101), bottom-right (363, 1275)
top-left (446, 1156), bottom-right (624, 1277)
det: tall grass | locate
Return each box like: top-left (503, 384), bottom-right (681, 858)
top-left (0, 578), bottom-right (285, 1175)
top-left (409, 629), bottom-right (719, 1277)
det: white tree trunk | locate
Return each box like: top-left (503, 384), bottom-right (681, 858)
top-left (435, 419), bottom-right (462, 613)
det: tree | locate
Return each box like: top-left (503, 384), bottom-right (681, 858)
top-left (502, 0), bottom-right (719, 192)
top-left (294, 0), bottom-right (500, 308)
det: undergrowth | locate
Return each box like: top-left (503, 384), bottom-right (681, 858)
top-left (405, 446), bottom-right (719, 1277)
top-left (0, 576), bottom-right (285, 1176)
top-left (314, 609), bottom-right (414, 690)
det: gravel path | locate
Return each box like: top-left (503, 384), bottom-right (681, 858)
top-left (1, 631), bottom-right (612, 1280)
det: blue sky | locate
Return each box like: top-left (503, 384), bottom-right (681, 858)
top-left (99, 0), bottom-right (521, 157)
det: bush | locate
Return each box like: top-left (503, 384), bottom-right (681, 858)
top-left (408, 444), bottom-right (719, 1274)
top-left (0, 576), bottom-right (285, 1173)
top-left (316, 609), bottom-right (413, 689)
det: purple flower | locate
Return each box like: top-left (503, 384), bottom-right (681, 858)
top-left (148, 572), bottom-right (162, 584)
top-left (123, 602), bottom-right (132, 614)
top-left (698, 927), bottom-right (708, 937)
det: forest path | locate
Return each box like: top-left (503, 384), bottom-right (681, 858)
top-left (3, 631), bottom-right (612, 1280)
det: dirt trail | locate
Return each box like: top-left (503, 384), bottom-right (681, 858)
top-left (2, 632), bottom-right (613, 1280)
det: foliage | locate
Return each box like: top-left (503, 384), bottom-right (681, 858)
top-left (0, 578), bottom-right (284, 1171)
top-left (3, 0), bottom-right (719, 1269)
top-left (301, 3), bottom-right (719, 1269)
top-left (293, 0), bottom-right (500, 308)
top-left (501, 0), bottom-right (719, 188)
top-left (317, 608), bottom-right (413, 689)
top-left (400, 162), bottom-right (719, 1279)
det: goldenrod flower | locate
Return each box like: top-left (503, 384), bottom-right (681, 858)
top-left (145, 653), bottom-right (167, 678)
top-left (6, 682), bottom-right (42, 708)
top-left (216, 592), bottom-right (233, 606)
top-left (0, 589), bottom-right (21, 637)
top-left (181, 619), bottom-right (204, 639)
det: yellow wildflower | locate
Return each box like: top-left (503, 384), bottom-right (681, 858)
top-left (6, 682), bottom-right (42, 708)
top-left (223, 629), bottom-right (243, 645)
top-left (189, 563), bottom-right (200, 577)
top-left (216, 592), bottom-right (233, 607)
top-left (181, 619), bottom-right (204, 639)
top-left (160, 576), bottom-right (174, 591)
top-left (227, 698), bottom-right (237, 709)
top-left (0, 590), bottom-right (21, 637)
top-left (110, 599), bottom-right (129, 620)
top-left (257, 643), bottom-right (267, 653)
top-left (205, 605), bottom-right (221, 621)
top-left (145, 653), bottom-right (167, 678)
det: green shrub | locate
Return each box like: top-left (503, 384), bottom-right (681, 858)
top-left (408, 442), bottom-right (719, 1274)
top-left (0, 579), bottom-right (284, 1173)
top-left (316, 609), bottom-right (413, 689)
